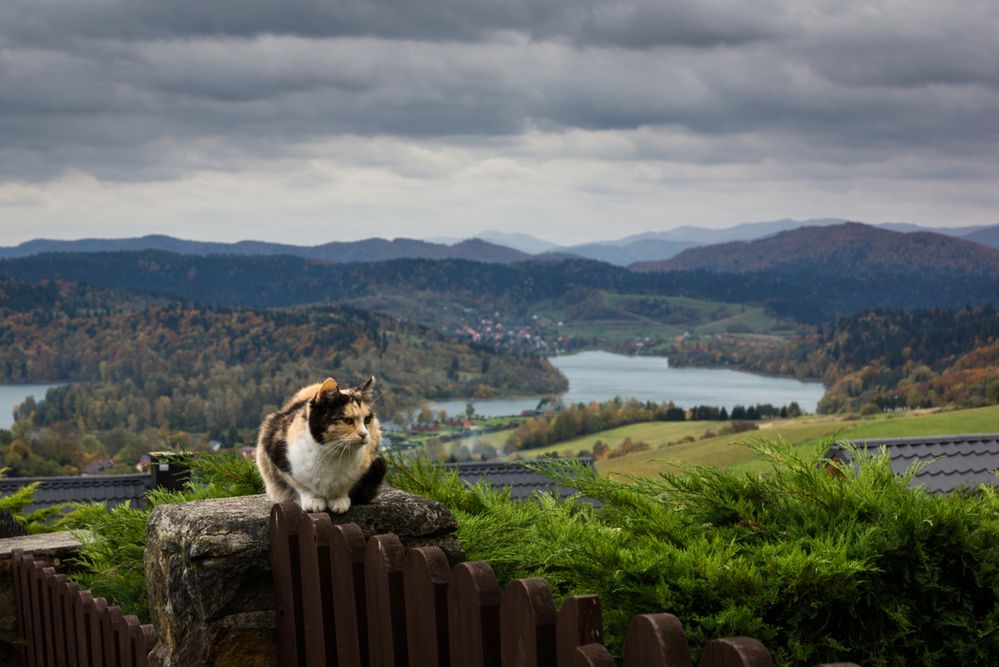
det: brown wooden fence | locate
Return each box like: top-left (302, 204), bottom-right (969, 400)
top-left (269, 502), bottom-right (860, 667)
top-left (10, 549), bottom-right (158, 667)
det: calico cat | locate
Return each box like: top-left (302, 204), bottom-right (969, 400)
top-left (256, 376), bottom-right (386, 513)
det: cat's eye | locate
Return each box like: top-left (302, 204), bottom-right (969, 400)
top-left (339, 417), bottom-right (354, 424)
top-left (364, 415), bottom-right (373, 424)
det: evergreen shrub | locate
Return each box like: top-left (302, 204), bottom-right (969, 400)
top-left (389, 441), bottom-right (999, 666)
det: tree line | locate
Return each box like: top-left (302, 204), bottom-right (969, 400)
top-left (669, 306), bottom-right (999, 413)
top-left (504, 398), bottom-right (803, 452)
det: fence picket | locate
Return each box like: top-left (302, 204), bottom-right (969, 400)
top-left (330, 523), bottom-right (370, 667)
top-left (101, 604), bottom-right (120, 667)
top-left (87, 597), bottom-right (106, 667)
top-left (622, 613), bottom-right (692, 667)
top-left (107, 606), bottom-right (127, 667)
top-left (62, 581), bottom-right (80, 667)
top-left (75, 590), bottom-right (93, 667)
top-left (270, 502), bottom-right (306, 667)
top-left (118, 615), bottom-right (141, 667)
top-left (365, 533), bottom-right (409, 667)
top-left (136, 624), bottom-right (158, 667)
top-left (30, 561), bottom-right (48, 667)
top-left (299, 513), bottom-right (337, 667)
top-left (574, 644), bottom-right (616, 667)
top-left (10, 552), bottom-right (26, 667)
top-left (500, 578), bottom-right (557, 667)
top-left (697, 638), bottom-right (775, 667)
top-left (42, 567), bottom-right (59, 667)
top-left (52, 573), bottom-right (69, 667)
top-left (403, 547), bottom-right (451, 667)
top-left (62, 580), bottom-right (80, 667)
top-left (447, 561), bottom-right (501, 667)
top-left (556, 595), bottom-right (603, 667)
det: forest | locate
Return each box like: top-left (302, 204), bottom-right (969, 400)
top-left (3, 249), bottom-right (998, 323)
top-left (670, 306), bottom-right (999, 413)
top-left (0, 279), bottom-right (566, 476)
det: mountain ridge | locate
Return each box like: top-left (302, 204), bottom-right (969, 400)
top-left (0, 234), bottom-right (531, 264)
top-left (632, 223), bottom-right (999, 276)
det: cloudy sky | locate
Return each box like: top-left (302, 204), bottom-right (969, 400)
top-left (1, 0), bottom-right (997, 245)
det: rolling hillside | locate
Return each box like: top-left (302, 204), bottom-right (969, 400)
top-left (633, 223), bottom-right (999, 276)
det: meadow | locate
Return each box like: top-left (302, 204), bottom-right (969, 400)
top-left (447, 404), bottom-right (999, 477)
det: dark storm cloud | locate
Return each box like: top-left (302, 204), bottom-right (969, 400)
top-left (1, 0), bottom-right (998, 184)
top-left (0, 0), bottom-right (786, 48)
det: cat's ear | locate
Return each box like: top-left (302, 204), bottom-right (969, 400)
top-left (360, 376), bottom-right (375, 398)
top-left (315, 377), bottom-right (338, 402)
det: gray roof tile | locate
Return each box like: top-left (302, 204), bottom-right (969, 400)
top-left (828, 433), bottom-right (999, 493)
top-left (447, 459), bottom-right (596, 502)
top-left (0, 474), bottom-right (153, 512)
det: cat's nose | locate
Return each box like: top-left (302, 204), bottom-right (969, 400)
top-left (358, 428), bottom-right (369, 440)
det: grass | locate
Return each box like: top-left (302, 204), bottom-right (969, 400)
top-left (566, 404), bottom-right (999, 478)
top-left (520, 421), bottom-right (714, 457)
top-left (549, 293), bottom-right (790, 343)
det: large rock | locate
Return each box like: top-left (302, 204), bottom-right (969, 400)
top-left (145, 488), bottom-right (462, 667)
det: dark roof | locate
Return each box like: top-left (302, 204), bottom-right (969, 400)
top-left (827, 433), bottom-right (999, 494)
top-left (0, 474), bottom-right (153, 512)
top-left (448, 458), bottom-right (595, 502)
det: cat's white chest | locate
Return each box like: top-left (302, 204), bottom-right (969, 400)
top-left (286, 429), bottom-right (357, 498)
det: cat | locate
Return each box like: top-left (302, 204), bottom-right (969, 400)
top-left (256, 376), bottom-right (386, 513)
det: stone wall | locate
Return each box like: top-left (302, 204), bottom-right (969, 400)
top-left (144, 488), bottom-right (462, 667)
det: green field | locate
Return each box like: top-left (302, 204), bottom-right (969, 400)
top-left (539, 404), bottom-right (999, 478)
top-left (444, 404), bottom-right (999, 472)
top-left (552, 293), bottom-right (791, 344)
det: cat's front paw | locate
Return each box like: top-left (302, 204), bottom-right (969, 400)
top-left (299, 494), bottom-right (327, 513)
top-left (328, 496), bottom-right (351, 514)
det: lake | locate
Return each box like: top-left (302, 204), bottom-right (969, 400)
top-left (433, 351), bottom-right (825, 418)
top-left (0, 383), bottom-right (67, 430)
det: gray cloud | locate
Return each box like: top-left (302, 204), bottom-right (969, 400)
top-left (0, 0), bottom-right (997, 237)
top-left (0, 0), bottom-right (787, 48)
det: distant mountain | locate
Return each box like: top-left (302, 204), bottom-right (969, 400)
top-left (633, 223), bottom-right (999, 277)
top-left (562, 239), bottom-right (698, 266)
top-left (961, 225), bottom-right (999, 250)
top-left (472, 231), bottom-right (561, 254)
top-left (615, 218), bottom-right (847, 246)
top-left (877, 223), bottom-right (989, 237)
top-left (0, 235), bottom-right (530, 264)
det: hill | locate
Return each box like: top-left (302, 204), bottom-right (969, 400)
top-left (559, 238), bottom-right (698, 266)
top-left (633, 222), bottom-right (999, 276)
top-left (669, 306), bottom-right (999, 413)
top-left (0, 234), bottom-right (531, 264)
top-left (2, 250), bottom-right (997, 327)
top-left (962, 224), bottom-right (999, 250)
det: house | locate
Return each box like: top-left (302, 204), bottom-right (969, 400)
top-left (825, 433), bottom-right (999, 493)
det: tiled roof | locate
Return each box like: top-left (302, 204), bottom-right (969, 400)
top-left (0, 474), bottom-right (153, 512)
top-left (827, 433), bottom-right (999, 494)
top-left (448, 458), bottom-right (595, 501)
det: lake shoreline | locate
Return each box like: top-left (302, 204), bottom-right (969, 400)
top-left (433, 351), bottom-right (825, 419)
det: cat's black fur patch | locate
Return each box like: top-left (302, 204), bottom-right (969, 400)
top-left (270, 440), bottom-right (291, 473)
top-left (262, 399), bottom-right (305, 474)
top-left (349, 456), bottom-right (387, 505)
top-left (308, 391), bottom-right (355, 443)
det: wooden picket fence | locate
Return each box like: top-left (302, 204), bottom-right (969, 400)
top-left (10, 549), bottom-right (158, 667)
top-left (270, 502), bottom-right (859, 667)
